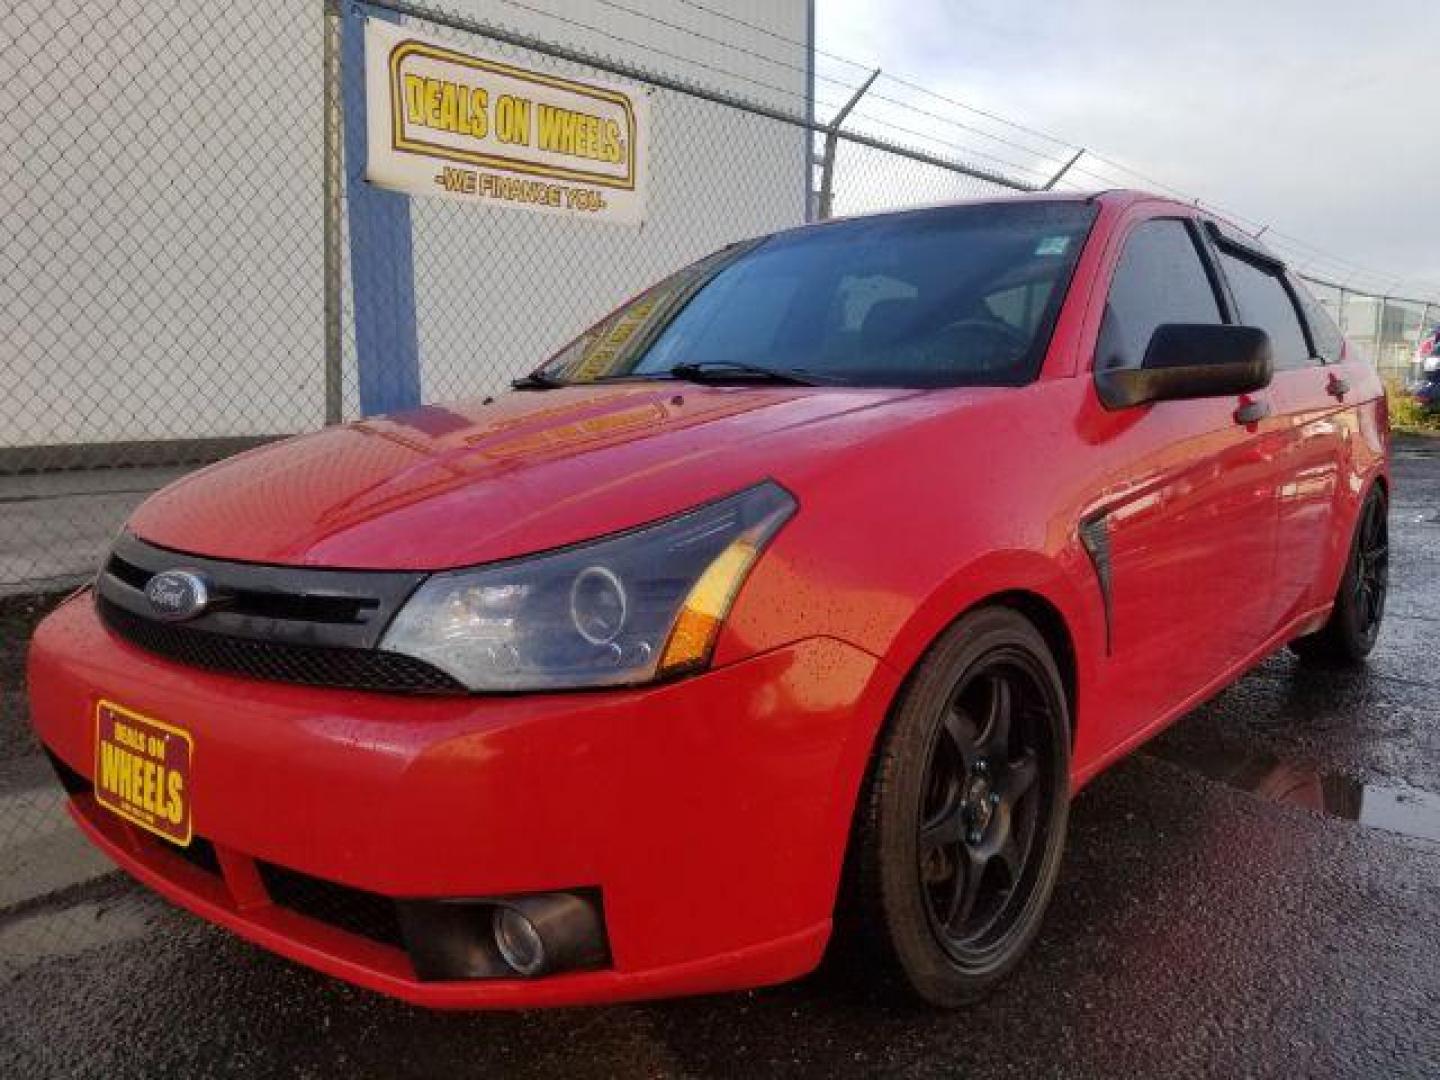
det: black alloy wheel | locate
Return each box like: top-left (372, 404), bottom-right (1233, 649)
top-left (917, 662), bottom-right (1054, 963)
top-left (1291, 485), bottom-right (1389, 666)
top-left (1351, 490), bottom-right (1390, 644)
top-left (843, 606), bottom-right (1070, 1007)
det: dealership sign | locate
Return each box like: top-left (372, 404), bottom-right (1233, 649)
top-left (364, 20), bottom-right (648, 222)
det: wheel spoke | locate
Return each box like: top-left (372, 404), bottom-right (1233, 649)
top-left (1004, 750), bottom-right (1039, 801)
top-left (1365, 502), bottom-right (1384, 546)
top-left (945, 847), bottom-right (988, 932)
top-left (941, 707), bottom-right (977, 760)
top-left (995, 832), bottom-right (1024, 886)
top-left (920, 804), bottom-right (967, 852)
top-left (978, 674), bottom-right (1012, 755)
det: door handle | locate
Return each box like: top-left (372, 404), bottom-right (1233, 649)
top-left (1327, 373), bottom-right (1350, 399)
top-left (1233, 399), bottom-right (1271, 425)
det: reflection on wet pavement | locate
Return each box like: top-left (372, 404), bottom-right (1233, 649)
top-left (1146, 741), bottom-right (1440, 842)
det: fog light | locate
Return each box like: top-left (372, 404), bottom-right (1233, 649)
top-left (493, 906), bottom-right (548, 976)
top-left (399, 891), bottom-right (608, 981)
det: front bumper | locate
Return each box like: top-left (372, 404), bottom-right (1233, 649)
top-left (27, 593), bottom-right (896, 1007)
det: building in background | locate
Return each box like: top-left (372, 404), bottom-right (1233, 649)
top-left (0, 0), bottom-right (814, 467)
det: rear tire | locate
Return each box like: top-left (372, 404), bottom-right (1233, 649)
top-left (1290, 485), bottom-right (1389, 667)
top-left (842, 606), bottom-right (1070, 1008)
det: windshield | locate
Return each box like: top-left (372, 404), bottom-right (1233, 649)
top-left (537, 200), bottom-right (1098, 388)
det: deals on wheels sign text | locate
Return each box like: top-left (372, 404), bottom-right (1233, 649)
top-left (365, 20), bottom-right (649, 223)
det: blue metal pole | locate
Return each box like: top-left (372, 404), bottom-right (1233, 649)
top-left (340, 2), bottom-right (421, 416)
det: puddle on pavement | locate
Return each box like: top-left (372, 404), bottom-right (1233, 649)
top-left (1148, 743), bottom-right (1440, 843)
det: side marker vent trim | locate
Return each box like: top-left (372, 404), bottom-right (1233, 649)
top-left (1078, 514), bottom-right (1114, 655)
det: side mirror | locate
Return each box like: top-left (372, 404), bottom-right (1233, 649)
top-left (1095, 324), bottom-right (1273, 409)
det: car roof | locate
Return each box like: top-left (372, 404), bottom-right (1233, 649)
top-left (816, 188), bottom-right (1188, 221)
top-left (791, 189), bottom-right (1274, 263)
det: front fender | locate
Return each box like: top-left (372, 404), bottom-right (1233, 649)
top-left (877, 546), bottom-right (1108, 777)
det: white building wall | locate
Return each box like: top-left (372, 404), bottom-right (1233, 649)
top-left (1, 0), bottom-right (325, 451)
top-left (0, 0), bottom-right (811, 451)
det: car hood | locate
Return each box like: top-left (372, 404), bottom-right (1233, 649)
top-left (127, 382), bottom-right (929, 569)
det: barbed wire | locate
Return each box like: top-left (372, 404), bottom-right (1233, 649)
top-left (838, 108), bottom-right (1058, 185)
top-left (581, 0), bottom-right (1075, 180)
top-left (483, 0), bottom-right (848, 115)
top-left (538, 0), bottom-right (1437, 304)
top-left (666, 0), bottom-right (1080, 157)
top-left (665, 0), bottom-right (870, 72)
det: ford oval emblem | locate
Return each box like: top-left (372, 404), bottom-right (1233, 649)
top-left (144, 570), bottom-right (210, 622)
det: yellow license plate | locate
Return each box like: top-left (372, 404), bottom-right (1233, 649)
top-left (93, 700), bottom-right (194, 847)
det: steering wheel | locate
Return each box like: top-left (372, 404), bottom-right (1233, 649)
top-left (932, 318), bottom-right (1030, 369)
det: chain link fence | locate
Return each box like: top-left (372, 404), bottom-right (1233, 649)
top-left (1, 0), bottom-right (324, 594)
top-left (0, 0), bottom-right (1437, 1007)
top-left (1297, 278), bottom-right (1434, 384)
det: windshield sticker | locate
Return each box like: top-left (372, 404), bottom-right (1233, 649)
top-left (1035, 236), bottom-right (1071, 256)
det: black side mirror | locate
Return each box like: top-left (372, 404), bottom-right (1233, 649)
top-left (1095, 324), bottom-right (1273, 410)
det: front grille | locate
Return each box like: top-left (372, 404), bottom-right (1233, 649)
top-left (93, 532), bottom-right (460, 694)
top-left (98, 596), bottom-right (465, 694)
top-left (108, 553), bottom-right (380, 625)
top-left (258, 862), bottom-right (405, 949)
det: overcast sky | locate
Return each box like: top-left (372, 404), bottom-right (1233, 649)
top-left (818, 0), bottom-right (1438, 298)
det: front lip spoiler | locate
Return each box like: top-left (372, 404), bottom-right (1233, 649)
top-left (65, 791), bottom-right (830, 1009)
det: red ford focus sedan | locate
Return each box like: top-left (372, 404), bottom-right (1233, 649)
top-left (28, 191), bottom-right (1389, 1008)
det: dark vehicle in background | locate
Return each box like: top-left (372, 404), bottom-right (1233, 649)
top-left (1413, 370), bottom-right (1440, 414)
top-left (1414, 326), bottom-right (1440, 413)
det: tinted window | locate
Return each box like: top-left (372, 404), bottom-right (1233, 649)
top-left (541, 201), bottom-right (1098, 388)
top-left (984, 279), bottom-right (1058, 336)
top-left (1098, 219), bottom-right (1222, 370)
top-left (1218, 251), bottom-right (1313, 370)
top-left (1289, 276), bottom-right (1344, 363)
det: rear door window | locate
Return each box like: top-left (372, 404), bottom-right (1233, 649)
top-left (1289, 278), bottom-right (1344, 363)
top-left (1217, 251), bottom-right (1314, 370)
top-left (1098, 219), bottom-right (1223, 370)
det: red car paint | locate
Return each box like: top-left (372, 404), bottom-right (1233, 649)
top-left (27, 191), bottom-right (1389, 1007)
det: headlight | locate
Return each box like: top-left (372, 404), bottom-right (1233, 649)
top-left (379, 482), bottom-right (795, 691)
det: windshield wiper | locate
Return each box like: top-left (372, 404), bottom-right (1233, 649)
top-left (666, 361), bottom-right (832, 386)
top-left (511, 371), bottom-right (567, 390)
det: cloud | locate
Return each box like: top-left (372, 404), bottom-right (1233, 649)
top-left (818, 0), bottom-right (1440, 295)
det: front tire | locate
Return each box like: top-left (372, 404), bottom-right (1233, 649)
top-left (1290, 485), bottom-right (1389, 667)
top-left (844, 606), bottom-right (1070, 1007)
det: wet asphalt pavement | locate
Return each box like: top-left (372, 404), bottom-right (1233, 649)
top-left (2, 439), bottom-right (1438, 1078)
